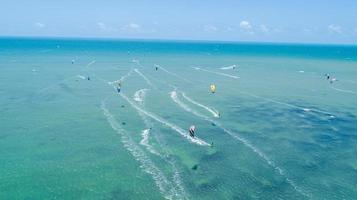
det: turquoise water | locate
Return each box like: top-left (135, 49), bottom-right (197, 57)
top-left (1, 38), bottom-right (357, 199)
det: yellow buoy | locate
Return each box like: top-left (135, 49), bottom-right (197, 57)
top-left (210, 84), bottom-right (216, 93)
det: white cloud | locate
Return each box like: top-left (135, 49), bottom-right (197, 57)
top-left (240, 21), bottom-right (252, 30)
top-left (328, 24), bottom-right (342, 34)
top-left (35, 22), bottom-right (45, 28)
top-left (239, 20), bottom-right (253, 34)
top-left (260, 25), bottom-right (269, 33)
top-left (122, 23), bottom-right (141, 31)
top-left (204, 25), bottom-right (218, 32)
top-left (97, 22), bottom-right (116, 32)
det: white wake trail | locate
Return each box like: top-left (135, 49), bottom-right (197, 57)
top-left (169, 91), bottom-right (310, 198)
top-left (107, 74), bottom-right (162, 156)
top-left (133, 70), bottom-right (211, 146)
top-left (101, 99), bottom-right (181, 200)
top-left (107, 69), bottom-right (134, 85)
top-left (181, 92), bottom-right (219, 118)
top-left (140, 128), bottom-right (161, 156)
top-left (134, 91), bottom-right (189, 199)
top-left (170, 91), bottom-right (208, 119)
top-left (86, 60), bottom-right (96, 67)
top-left (107, 71), bottom-right (188, 198)
top-left (120, 93), bottom-right (210, 146)
top-left (330, 86), bottom-right (357, 94)
top-left (216, 125), bottom-right (310, 198)
top-left (134, 88), bottom-right (161, 156)
top-left (193, 67), bottom-right (239, 79)
top-left (138, 123), bottom-right (188, 199)
top-left (134, 68), bottom-right (155, 88)
top-left (76, 75), bottom-right (86, 80)
top-left (240, 91), bottom-right (334, 117)
top-left (220, 64), bottom-right (237, 70)
top-left (156, 64), bottom-right (193, 83)
top-left (137, 90), bottom-right (188, 199)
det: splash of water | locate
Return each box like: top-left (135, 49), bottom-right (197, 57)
top-left (101, 99), bottom-right (183, 200)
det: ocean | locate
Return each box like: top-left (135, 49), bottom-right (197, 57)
top-left (0, 37), bottom-right (356, 199)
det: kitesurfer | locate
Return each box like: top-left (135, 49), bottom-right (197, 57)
top-left (325, 74), bottom-right (337, 83)
top-left (210, 84), bottom-right (216, 93)
top-left (325, 74), bottom-right (330, 80)
top-left (117, 81), bottom-right (121, 93)
top-left (189, 125), bottom-right (195, 138)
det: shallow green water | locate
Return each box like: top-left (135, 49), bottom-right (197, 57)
top-left (1, 38), bottom-right (357, 199)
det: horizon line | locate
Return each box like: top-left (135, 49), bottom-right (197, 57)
top-left (1, 35), bottom-right (356, 47)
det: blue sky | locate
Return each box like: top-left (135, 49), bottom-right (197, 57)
top-left (1, 0), bottom-right (357, 44)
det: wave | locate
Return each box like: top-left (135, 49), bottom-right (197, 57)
top-left (220, 64), bottom-right (237, 70)
top-left (169, 91), bottom-right (310, 198)
top-left (181, 92), bottom-right (219, 118)
top-left (193, 67), bottom-right (239, 79)
top-left (120, 93), bottom-right (210, 146)
top-left (101, 99), bottom-right (182, 200)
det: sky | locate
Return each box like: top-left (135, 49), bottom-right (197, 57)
top-left (1, 0), bottom-right (357, 44)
